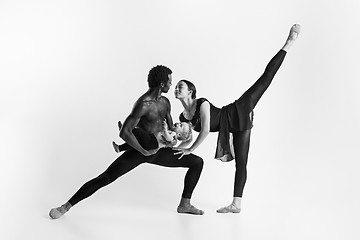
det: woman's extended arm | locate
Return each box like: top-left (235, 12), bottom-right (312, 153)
top-left (174, 101), bottom-right (210, 158)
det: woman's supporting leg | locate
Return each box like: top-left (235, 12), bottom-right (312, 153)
top-left (217, 130), bottom-right (251, 213)
top-left (233, 130), bottom-right (251, 198)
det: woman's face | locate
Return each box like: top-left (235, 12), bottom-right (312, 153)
top-left (174, 81), bottom-right (192, 99)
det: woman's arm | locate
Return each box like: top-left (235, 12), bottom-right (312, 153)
top-left (188, 101), bottom-right (210, 151)
top-left (174, 101), bottom-right (210, 158)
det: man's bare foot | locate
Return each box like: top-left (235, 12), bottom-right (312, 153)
top-left (49, 202), bottom-right (72, 219)
top-left (282, 24), bottom-right (301, 51)
top-left (177, 197), bottom-right (204, 215)
top-left (112, 141), bottom-right (120, 153)
top-left (177, 204), bottom-right (205, 215)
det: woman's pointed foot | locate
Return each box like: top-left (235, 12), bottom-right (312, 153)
top-left (282, 24), bottom-right (301, 51)
top-left (288, 24), bottom-right (301, 41)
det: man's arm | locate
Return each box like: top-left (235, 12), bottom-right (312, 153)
top-left (119, 101), bottom-right (158, 156)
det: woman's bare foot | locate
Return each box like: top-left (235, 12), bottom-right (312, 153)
top-left (282, 24), bottom-right (301, 51)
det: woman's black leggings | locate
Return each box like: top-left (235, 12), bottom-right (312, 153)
top-left (233, 49), bottom-right (286, 197)
top-left (68, 148), bottom-right (203, 206)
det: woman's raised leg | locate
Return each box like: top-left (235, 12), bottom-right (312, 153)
top-left (240, 24), bottom-right (301, 112)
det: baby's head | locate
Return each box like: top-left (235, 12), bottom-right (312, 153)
top-left (173, 122), bottom-right (192, 142)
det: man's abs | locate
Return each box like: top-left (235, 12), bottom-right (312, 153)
top-left (137, 99), bottom-right (169, 134)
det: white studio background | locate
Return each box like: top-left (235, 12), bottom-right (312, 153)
top-left (1, 0), bottom-right (360, 240)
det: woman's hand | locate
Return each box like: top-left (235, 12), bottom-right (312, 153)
top-left (173, 147), bottom-right (193, 159)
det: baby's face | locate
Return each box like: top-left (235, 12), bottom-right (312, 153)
top-left (173, 122), bottom-right (191, 135)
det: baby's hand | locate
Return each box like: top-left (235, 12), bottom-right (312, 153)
top-left (162, 120), bottom-right (169, 130)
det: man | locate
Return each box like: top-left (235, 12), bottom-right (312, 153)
top-left (49, 65), bottom-right (204, 219)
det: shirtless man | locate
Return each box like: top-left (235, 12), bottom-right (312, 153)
top-left (49, 65), bottom-right (204, 219)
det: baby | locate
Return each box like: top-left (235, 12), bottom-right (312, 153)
top-left (113, 120), bottom-right (192, 153)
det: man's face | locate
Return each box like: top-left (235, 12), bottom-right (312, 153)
top-left (162, 74), bottom-right (172, 93)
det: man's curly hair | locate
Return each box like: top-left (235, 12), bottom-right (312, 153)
top-left (148, 65), bottom-right (172, 88)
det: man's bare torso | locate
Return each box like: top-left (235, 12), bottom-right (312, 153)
top-left (136, 94), bottom-right (170, 134)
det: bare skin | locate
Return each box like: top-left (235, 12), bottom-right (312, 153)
top-left (49, 74), bottom-right (204, 218)
top-left (119, 74), bottom-right (203, 215)
top-left (173, 24), bottom-right (301, 213)
top-left (120, 75), bottom-right (174, 157)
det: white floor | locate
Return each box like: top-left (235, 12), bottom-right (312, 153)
top-left (4, 196), bottom-right (358, 240)
top-left (3, 157), bottom-right (359, 240)
top-left (2, 109), bottom-right (360, 240)
top-left (2, 118), bottom-right (360, 240)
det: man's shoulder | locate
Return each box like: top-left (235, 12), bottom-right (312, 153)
top-left (159, 95), bottom-right (170, 104)
top-left (129, 95), bottom-right (153, 116)
top-left (136, 94), bottom-right (170, 106)
top-left (135, 94), bottom-right (156, 106)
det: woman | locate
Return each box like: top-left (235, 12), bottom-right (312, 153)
top-left (173, 24), bottom-right (301, 213)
